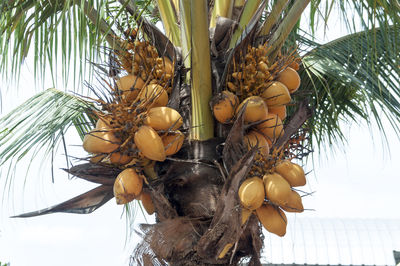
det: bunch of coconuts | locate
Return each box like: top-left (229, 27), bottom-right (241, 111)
top-left (211, 46), bottom-right (306, 238)
top-left (239, 160), bottom-right (306, 237)
top-left (82, 41), bottom-right (183, 208)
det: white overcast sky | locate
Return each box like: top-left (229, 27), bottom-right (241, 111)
top-left (1, 5), bottom-right (400, 266)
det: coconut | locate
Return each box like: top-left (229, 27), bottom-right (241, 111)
top-left (256, 113), bottom-right (284, 141)
top-left (139, 191), bottom-right (155, 215)
top-left (243, 130), bottom-right (270, 156)
top-left (261, 81), bottom-right (291, 106)
top-left (134, 125), bottom-right (166, 161)
top-left (256, 204), bottom-right (287, 237)
top-left (236, 96), bottom-right (268, 123)
top-left (96, 117), bottom-right (112, 129)
top-left (268, 105), bottom-right (287, 121)
top-left (139, 84), bottom-right (168, 107)
top-left (212, 91), bottom-right (239, 124)
top-left (110, 152), bottom-right (132, 165)
top-left (277, 67), bottom-right (301, 93)
top-left (113, 168), bottom-right (143, 204)
top-left (162, 131), bottom-right (185, 156)
top-left (238, 177), bottom-right (265, 210)
top-left (275, 161), bottom-right (306, 187)
top-left (116, 75), bottom-right (145, 102)
top-left (263, 173), bottom-right (292, 206)
top-left (83, 129), bottom-right (120, 154)
top-left (281, 190), bottom-right (304, 213)
top-left (144, 107), bottom-right (183, 131)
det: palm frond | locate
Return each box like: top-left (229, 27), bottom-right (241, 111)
top-left (307, 0), bottom-right (400, 36)
top-left (0, 0), bottom-right (158, 90)
top-left (0, 88), bottom-right (94, 186)
top-left (298, 25), bottom-right (400, 147)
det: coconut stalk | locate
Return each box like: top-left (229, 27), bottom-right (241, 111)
top-left (259, 0), bottom-right (290, 36)
top-left (267, 0), bottom-right (310, 59)
top-left (179, 0), bottom-right (191, 73)
top-left (157, 0), bottom-right (181, 46)
top-left (181, 0), bottom-right (214, 140)
top-left (209, 0), bottom-right (234, 28)
top-left (229, 0), bottom-right (262, 49)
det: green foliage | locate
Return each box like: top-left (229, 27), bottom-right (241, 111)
top-left (298, 25), bottom-right (400, 147)
top-left (0, 88), bottom-right (94, 186)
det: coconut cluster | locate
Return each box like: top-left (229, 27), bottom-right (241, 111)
top-left (211, 45), bottom-right (301, 150)
top-left (210, 44), bottom-right (307, 240)
top-left (82, 32), bottom-right (184, 205)
top-left (239, 160), bottom-right (306, 237)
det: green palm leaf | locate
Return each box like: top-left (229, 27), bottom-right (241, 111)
top-left (298, 25), bottom-right (400, 147)
top-left (0, 88), bottom-right (94, 185)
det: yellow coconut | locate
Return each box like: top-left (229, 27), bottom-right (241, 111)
top-left (212, 91), bottom-right (239, 124)
top-left (268, 105), bottom-right (287, 121)
top-left (144, 107), bottom-right (183, 131)
top-left (238, 177), bottom-right (265, 210)
top-left (243, 130), bottom-right (270, 156)
top-left (281, 190), bottom-right (304, 213)
top-left (83, 129), bottom-right (120, 154)
top-left (134, 125), bottom-right (166, 161)
top-left (263, 173), bottom-right (292, 206)
top-left (256, 113), bottom-right (284, 141)
top-left (218, 243), bottom-right (234, 259)
top-left (139, 84), bottom-right (169, 107)
top-left (236, 96), bottom-right (268, 123)
top-left (110, 152), bottom-right (133, 165)
top-left (116, 75), bottom-right (145, 102)
top-left (275, 161), bottom-right (306, 187)
top-left (277, 67), bottom-right (301, 93)
top-left (139, 191), bottom-right (155, 215)
top-left (113, 168), bottom-right (143, 204)
top-left (256, 204), bottom-right (287, 237)
top-left (96, 117), bottom-right (113, 129)
top-left (261, 81), bottom-right (291, 106)
top-left (162, 131), bottom-right (185, 156)
top-left (241, 207), bottom-right (252, 225)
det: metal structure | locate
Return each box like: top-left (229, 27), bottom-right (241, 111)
top-left (261, 217), bottom-right (400, 265)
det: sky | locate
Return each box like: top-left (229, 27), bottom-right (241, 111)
top-left (1, 5), bottom-right (400, 266)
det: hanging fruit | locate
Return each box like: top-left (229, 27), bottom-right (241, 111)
top-left (238, 177), bottom-right (265, 210)
top-left (139, 191), bottom-right (155, 215)
top-left (83, 129), bottom-right (120, 154)
top-left (261, 81), bottom-right (291, 106)
top-left (256, 204), bottom-right (287, 237)
top-left (276, 67), bottom-right (301, 93)
top-left (236, 96), bottom-right (268, 123)
top-left (144, 106), bottom-right (183, 131)
top-left (281, 190), bottom-right (304, 213)
top-left (268, 105), bottom-right (287, 121)
top-left (243, 130), bottom-right (270, 156)
top-left (275, 161), bottom-right (306, 187)
top-left (256, 113), bottom-right (284, 142)
top-left (134, 125), bottom-right (166, 161)
top-left (138, 84), bottom-right (169, 107)
top-left (211, 90), bottom-right (239, 124)
top-left (116, 74), bottom-right (145, 102)
top-left (263, 172), bottom-right (292, 206)
top-left (113, 168), bottom-right (143, 204)
top-left (162, 131), bottom-right (185, 156)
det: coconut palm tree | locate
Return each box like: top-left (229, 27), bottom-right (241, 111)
top-left (1, 1), bottom-right (400, 265)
